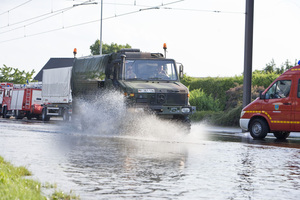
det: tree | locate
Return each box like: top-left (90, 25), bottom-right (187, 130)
top-left (263, 59), bottom-right (276, 73)
top-left (0, 64), bottom-right (35, 84)
top-left (90, 40), bottom-right (131, 55)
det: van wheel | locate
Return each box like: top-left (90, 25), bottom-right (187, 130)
top-left (249, 118), bottom-right (268, 139)
top-left (273, 132), bottom-right (290, 140)
top-left (42, 108), bottom-right (50, 121)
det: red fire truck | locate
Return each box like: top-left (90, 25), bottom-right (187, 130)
top-left (0, 83), bottom-right (13, 117)
top-left (240, 62), bottom-right (300, 139)
top-left (1, 83), bottom-right (43, 119)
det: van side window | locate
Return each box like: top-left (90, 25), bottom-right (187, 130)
top-left (298, 79), bottom-right (300, 98)
top-left (265, 80), bottom-right (291, 99)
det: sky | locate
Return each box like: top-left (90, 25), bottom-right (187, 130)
top-left (0, 0), bottom-right (299, 78)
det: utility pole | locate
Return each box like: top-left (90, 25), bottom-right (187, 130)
top-left (243, 0), bottom-right (254, 107)
top-left (99, 0), bottom-right (103, 55)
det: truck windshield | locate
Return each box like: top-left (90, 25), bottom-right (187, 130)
top-left (124, 60), bottom-right (178, 81)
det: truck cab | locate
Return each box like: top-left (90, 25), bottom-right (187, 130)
top-left (108, 50), bottom-right (193, 121)
top-left (240, 64), bottom-right (300, 139)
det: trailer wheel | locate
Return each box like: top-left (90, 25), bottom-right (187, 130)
top-left (42, 108), bottom-right (50, 121)
top-left (249, 118), bottom-right (268, 139)
top-left (273, 132), bottom-right (290, 140)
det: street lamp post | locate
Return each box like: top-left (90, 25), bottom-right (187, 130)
top-left (243, 0), bottom-right (254, 107)
top-left (99, 0), bottom-right (103, 55)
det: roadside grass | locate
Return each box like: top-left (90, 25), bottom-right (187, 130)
top-left (0, 156), bottom-right (80, 200)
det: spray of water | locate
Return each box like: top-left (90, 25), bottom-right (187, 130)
top-left (70, 90), bottom-right (127, 135)
top-left (68, 90), bottom-right (202, 142)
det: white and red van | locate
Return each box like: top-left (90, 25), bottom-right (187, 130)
top-left (240, 63), bottom-right (300, 139)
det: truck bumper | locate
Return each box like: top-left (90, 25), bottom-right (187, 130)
top-left (240, 118), bottom-right (250, 131)
top-left (128, 105), bottom-right (196, 116)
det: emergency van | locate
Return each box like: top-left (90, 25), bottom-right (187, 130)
top-left (240, 62), bottom-right (300, 139)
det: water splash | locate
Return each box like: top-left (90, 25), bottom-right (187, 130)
top-left (71, 90), bottom-right (127, 135)
top-left (68, 90), bottom-right (202, 142)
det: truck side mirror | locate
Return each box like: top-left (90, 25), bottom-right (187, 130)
top-left (179, 64), bottom-right (184, 79)
top-left (259, 91), bottom-right (266, 99)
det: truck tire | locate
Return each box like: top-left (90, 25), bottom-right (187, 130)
top-left (27, 114), bottom-right (32, 120)
top-left (42, 108), bottom-right (50, 121)
top-left (249, 118), bottom-right (268, 139)
top-left (15, 110), bottom-right (23, 119)
top-left (273, 132), bottom-right (290, 140)
top-left (3, 107), bottom-right (10, 119)
top-left (63, 109), bottom-right (69, 121)
top-left (182, 116), bottom-right (191, 132)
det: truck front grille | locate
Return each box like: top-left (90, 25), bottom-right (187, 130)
top-left (136, 93), bottom-right (187, 106)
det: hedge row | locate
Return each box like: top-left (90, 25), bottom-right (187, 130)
top-left (183, 73), bottom-right (279, 110)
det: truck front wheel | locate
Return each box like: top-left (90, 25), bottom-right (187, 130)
top-left (249, 118), bottom-right (269, 139)
top-left (63, 109), bottom-right (70, 121)
top-left (42, 108), bottom-right (50, 121)
top-left (3, 107), bottom-right (10, 119)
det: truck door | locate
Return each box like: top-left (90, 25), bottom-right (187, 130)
top-left (295, 78), bottom-right (300, 131)
top-left (0, 89), bottom-right (3, 106)
top-left (112, 62), bottom-right (121, 87)
top-left (263, 80), bottom-right (292, 131)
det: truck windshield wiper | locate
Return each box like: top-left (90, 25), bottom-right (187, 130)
top-left (126, 77), bottom-right (145, 80)
top-left (148, 77), bottom-right (163, 80)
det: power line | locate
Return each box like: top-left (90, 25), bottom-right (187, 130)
top-left (0, 8), bottom-right (144, 43)
top-left (0, 6), bottom-right (75, 35)
top-left (162, 7), bottom-right (245, 14)
top-left (0, 0), bottom-right (33, 16)
top-left (0, 6), bottom-right (75, 30)
top-left (0, 0), bottom-right (244, 44)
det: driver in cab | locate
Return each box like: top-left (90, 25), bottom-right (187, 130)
top-left (157, 65), bottom-right (169, 79)
top-left (125, 64), bottom-right (136, 79)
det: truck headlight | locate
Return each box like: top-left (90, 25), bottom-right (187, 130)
top-left (181, 108), bottom-right (190, 113)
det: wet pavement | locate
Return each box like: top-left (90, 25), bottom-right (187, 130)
top-left (0, 118), bottom-right (300, 200)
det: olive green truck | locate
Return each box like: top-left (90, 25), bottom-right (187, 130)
top-left (68, 48), bottom-right (195, 128)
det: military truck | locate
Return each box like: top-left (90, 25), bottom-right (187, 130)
top-left (72, 48), bottom-right (195, 128)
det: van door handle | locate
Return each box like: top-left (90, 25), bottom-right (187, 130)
top-left (283, 102), bottom-right (291, 105)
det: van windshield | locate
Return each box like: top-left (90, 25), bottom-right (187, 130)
top-left (124, 60), bottom-right (178, 81)
top-left (265, 80), bottom-right (291, 99)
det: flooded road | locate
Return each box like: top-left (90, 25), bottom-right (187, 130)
top-left (1, 118), bottom-right (300, 200)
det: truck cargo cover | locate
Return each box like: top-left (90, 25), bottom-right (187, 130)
top-left (42, 66), bottom-right (72, 103)
top-left (72, 55), bottom-right (109, 79)
top-left (71, 55), bottom-right (110, 95)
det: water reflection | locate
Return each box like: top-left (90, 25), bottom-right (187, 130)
top-left (0, 119), bottom-right (300, 200)
top-left (205, 130), bottom-right (300, 149)
top-left (58, 135), bottom-right (189, 199)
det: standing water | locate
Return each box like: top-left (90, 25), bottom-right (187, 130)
top-left (0, 92), bottom-right (299, 199)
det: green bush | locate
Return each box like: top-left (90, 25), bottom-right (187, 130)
top-left (187, 76), bottom-right (243, 110)
top-left (189, 89), bottom-right (221, 111)
top-left (184, 73), bottom-right (279, 111)
top-left (211, 105), bottom-right (243, 127)
top-left (252, 72), bottom-right (279, 88)
top-left (191, 103), bottom-right (242, 126)
top-left (190, 110), bottom-right (221, 122)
